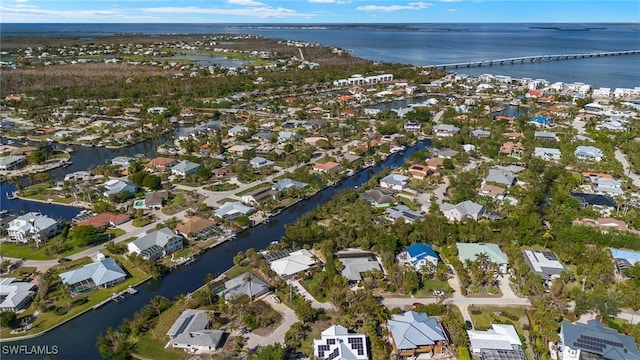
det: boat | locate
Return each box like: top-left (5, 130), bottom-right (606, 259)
top-left (6, 192), bottom-right (17, 200)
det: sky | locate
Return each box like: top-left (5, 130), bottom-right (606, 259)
top-left (0, 0), bottom-right (638, 23)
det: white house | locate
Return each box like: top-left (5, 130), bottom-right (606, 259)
top-left (379, 173), bottom-right (409, 190)
top-left (171, 160), bottom-right (200, 177)
top-left (7, 212), bottom-right (61, 244)
top-left (432, 124), bottom-right (460, 137)
top-left (127, 228), bottom-right (183, 261)
top-left (249, 156), bottom-right (274, 170)
top-left (269, 249), bottom-right (317, 278)
top-left (214, 201), bottom-right (254, 220)
top-left (102, 179), bottom-right (137, 197)
top-left (59, 256), bottom-right (127, 293)
top-left (533, 147), bottom-right (562, 161)
top-left (0, 277), bottom-right (36, 312)
top-left (575, 146), bottom-right (604, 162)
top-left (440, 201), bottom-right (485, 222)
top-left (313, 325), bottom-right (369, 360)
top-left (0, 155), bottom-right (25, 171)
top-left (467, 324), bottom-right (525, 359)
top-left (167, 309), bottom-right (224, 353)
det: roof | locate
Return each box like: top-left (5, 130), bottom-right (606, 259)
top-left (486, 168), bottom-right (516, 186)
top-left (214, 201), bottom-right (254, 218)
top-left (132, 228), bottom-right (181, 252)
top-left (406, 243), bottom-right (439, 267)
top-left (313, 325), bottom-right (369, 360)
top-left (59, 257), bottom-right (126, 287)
top-left (103, 179), bottom-right (136, 196)
top-left (441, 200), bottom-right (484, 218)
top-left (522, 250), bottom-right (566, 280)
top-left (270, 249), bottom-right (316, 277)
top-left (171, 160), bottom-right (200, 174)
top-left (271, 178), bottom-right (308, 191)
top-left (561, 320), bottom-right (640, 360)
top-left (361, 189), bottom-right (396, 206)
top-left (380, 173), bottom-right (409, 187)
top-left (339, 256), bottom-right (382, 281)
top-left (456, 243), bottom-right (509, 265)
top-left (147, 157), bottom-right (176, 166)
top-left (575, 145), bottom-right (604, 157)
top-left (570, 192), bottom-right (617, 208)
top-left (8, 212), bottom-right (58, 233)
top-left (167, 309), bottom-right (224, 349)
top-left (224, 273), bottom-right (269, 300)
top-left (0, 277), bottom-right (35, 310)
top-left (145, 190), bottom-right (169, 206)
top-left (314, 161), bottom-right (341, 171)
top-left (76, 212), bottom-right (130, 228)
top-left (387, 311), bottom-right (446, 350)
top-left (175, 216), bottom-right (216, 236)
top-left (468, 324), bottom-right (521, 350)
top-left (385, 205), bottom-right (426, 222)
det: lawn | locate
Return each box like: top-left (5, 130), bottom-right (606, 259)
top-left (223, 265), bottom-right (252, 280)
top-left (412, 279), bottom-right (452, 297)
top-left (468, 305), bottom-right (532, 358)
top-left (162, 193), bottom-right (186, 215)
top-left (302, 272), bottom-right (329, 303)
top-left (205, 183), bottom-right (239, 191)
top-left (234, 182), bottom-right (272, 196)
top-left (135, 336), bottom-right (187, 360)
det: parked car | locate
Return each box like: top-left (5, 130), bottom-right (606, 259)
top-left (465, 320), bottom-right (473, 329)
top-left (271, 294), bottom-right (282, 304)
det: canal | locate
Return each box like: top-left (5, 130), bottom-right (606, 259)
top-left (2, 139), bottom-right (431, 360)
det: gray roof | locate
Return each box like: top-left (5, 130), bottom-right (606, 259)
top-left (561, 320), bottom-right (640, 360)
top-left (132, 228), bottom-right (181, 252)
top-left (0, 277), bottom-right (35, 310)
top-left (361, 189), bottom-right (396, 205)
top-left (59, 257), bottom-right (126, 287)
top-left (485, 168), bottom-right (516, 186)
top-left (339, 256), bottom-right (382, 281)
top-left (214, 201), bottom-right (254, 218)
top-left (522, 250), bottom-right (566, 281)
top-left (385, 205), bottom-right (426, 222)
top-left (272, 178), bottom-right (308, 191)
top-left (380, 173), bottom-right (409, 187)
top-left (441, 200), bottom-right (484, 218)
top-left (171, 160), bottom-right (200, 174)
top-left (224, 273), bottom-right (269, 300)
top-left (472, 129), bottom-right (491, 137)
top-left (388, 311), bottom-right (446, 350)
top-left (103, 179), bottom-right (136, 196)
top-left (432, 147), bottom-right (459, 159)
top-left (432, 124), bottom-right (460, 133)
top-left (167, 309), bottom-right (224, 349)
top-left (534, 131), bottom-right (558, 140)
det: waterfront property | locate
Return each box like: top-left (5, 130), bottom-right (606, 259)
top-left (145, 156), bottom-right (178, 172)
top-left (166, 309), bottom-right (225, 353)
top-left (558, 320), bottom-right (640, 360)
top-left (0, 155), bottom-right (26, 171)
top-left (387, 311), bottom-right (447, 358)
top-left (268, 249), bottom-right (317, 279)
top-left (223, 273), bottom-right (269, 301)
top-left (127, 228), bottom-right (184, 261)
top-left (467, 324), bottom-right (526, 360)
top-left (59, 255), bottom-right (127, 295)
top-left (214, 201), bottom-right (254, 221)
top-left (361, 188), bottom-right (396, 208)
top-left (175, 216), bottom-right (217, 240)
top-left (313, 325), bottom-right (369, 360)
top-left (271, 178), bottom-right (308, 192)
top-left (379, 173), bottom-right (409, 190)
top-left (0, 277), bottom-right (36, 312)
top-left (6, 212), bottom-right (61, 244)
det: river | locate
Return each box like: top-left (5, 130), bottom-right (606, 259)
top-left (1, 139), bottom-right (431, 360)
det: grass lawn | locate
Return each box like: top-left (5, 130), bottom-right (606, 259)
top-left (22, 183), bottom-right (52, 196)
top-left (413, 279), bottom-right (452, 297)
top-left (162, 193), bottom-right (186, 215)
top-left (132, 218), bottom-right (153, 227)
top-left (106, 228), bottom-right (126, 238)
top-left (469, 305), bottom-right (532, 359)
top-left (0, 242), bottom-right (55, 260)
top-left (302, 273), bottom-right (329, 303)
top-left (217, 197), bottom-right (238, 204)
top-left (234, 182), bottom-right (272, 196)
top-left (135, 336), bottom-right (187, 360)
top-left (223, 265), bottom-right (252, 280)
top-left (205, 183), bottom-right (239, 191)
top-left (177, 181), bottom-right (199, 188)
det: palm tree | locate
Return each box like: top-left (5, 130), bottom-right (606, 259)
top-left (243, 273), bottom-right (254, 301)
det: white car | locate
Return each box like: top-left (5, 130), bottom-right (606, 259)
top-left (271, 294), bottom-right (282, 304)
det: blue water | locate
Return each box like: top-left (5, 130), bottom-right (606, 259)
top-left (2, 23), bottom-right (639, 88)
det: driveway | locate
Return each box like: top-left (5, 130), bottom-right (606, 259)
top-left (615, 148), bottom-right (640, 189)
top-left (245, 294), bottom-right (299, 350)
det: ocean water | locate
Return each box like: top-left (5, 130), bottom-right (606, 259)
top-left (2, 22), bottom-right (639, 88)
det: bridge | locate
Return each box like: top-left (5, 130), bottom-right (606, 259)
top-left (425, 50), bottom-right (640, 70)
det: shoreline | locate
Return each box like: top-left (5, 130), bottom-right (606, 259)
top-left (7, 193), bottom-right (92, 210)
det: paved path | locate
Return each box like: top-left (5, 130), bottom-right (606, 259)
top-left (615, 148), bottom-right (640, 189)
top-left (290, 279), bottom-right (336, 312)
top-left (244, 294), bottom-right (299, 350)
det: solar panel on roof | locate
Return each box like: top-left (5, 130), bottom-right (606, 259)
top-left (542, 251), bottom-right (558, 261)
top-left (326, 348), bottom-right (340, 360)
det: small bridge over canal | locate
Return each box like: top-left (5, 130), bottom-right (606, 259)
top-left (426, 50), bottom-right (640, 70)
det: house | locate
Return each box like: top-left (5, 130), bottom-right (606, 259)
top-left (313, 325), bottom-right (369, 360)
top-left (111, 156), bottom-right (135, 168)
top-left (387, 311), bottom-right (447, 358)
top-left (336, 250), bottom-right (383, 282)
top-left (167, 309), bottom-right (224, 353)
top-left (241, 187), bottom-right (279, 205)
top-left (583, 102), bottom-right (605, 113)
top-left (380, 173), bottom-right (409, 190)
top-left (570, 192), bottom-right (617, 214)
top-left (610, 248), bottom-right (640, 274)
top-left (212, 167), bottom-right (236, 179)
top-left (269, 249), bottom-right (317, 278)
top-left (399, 243), bottom-right (439, 272)
top-left (471, 129), bottom-right (491, 138)
top-left (277, 130), bottom-right (298, 143)
top-left (426, 157), bottom-right (444, 171)
top-left (249, 156), bottom-right (274, 170)
top-left (223, 273), bottom-right (269, 300)
top-left (478, 183), bottom-right (506, 199)
top-left (500, 142), bottom-right (524, 158)
top-left (575, 146), bottom-right (604, 162)
top-left (7, 212), bottom-right (61, 244)
top-left (227, 125), bottom-right (249, 137)
top-left (175, 216), bottom-right (217, 239)
top-left (361, 189), bottom-right (396, 207)
top-left (530, 114), bottom-right (553, 127)
top-left (142, 190), bottom-right (169, 209)
top-left (503, 132), bottom-right (525, 140)
top-left (404, 121), bottom-right (421, 132)
top-left (559, 320), bottom-right (640, 360)
top-left (76, 212), bottom-right (130, 228)
top-left (59, 255), bottom-right (127, 293)
top-left (432, 124), bottom-right (460, 137)
top-left (127, 228), bottom-right (183, 261)
top-left (440, 201), bottom-right (485, 222)
top-left (145, 157), bottom-right (177, 172)
top-left (534, 131), bottom-right (558, 141)
top-left (214, 201), bottom-right (254, 221)
top-left (64, 171), bottom-right (93, 182)
top-left (0, 155), bottom-right (25, 171)
top-left (485, 168), bottom-right (516, 187)
top-left (533, 147), bottom-right (562, 161)
top-left (522, 250), bottom-right (566, 285)
top-left (102, 179), bottom-right (137, 197)
top-left (171, 160), bottom-right (200, 177)
top-left (271, 178), bottom-right (308, 192)
top-left (313, 161), bottom-right (342, 173)
top-left (467, 324), bottom-right (526, 360)
top-left (408, 164), bottom-right (432, 179)
top-left (583, 173), bottom-right (623, 196)
top-left (385, 205), bottom-right (426, 223)
top-left (456, 243), bottom-right (509, 274)
top-left (574, 134), bottom-right (595, 143)
top-left (0, 277), bottom-right (36, 312)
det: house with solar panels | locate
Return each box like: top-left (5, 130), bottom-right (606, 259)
top-left (522, 250), bottom-right (566, 286)
top-left (387, 311), bottom-right (447, 358)
top-left (313, 325), bottom-right (369, 360)
top-left (559, 320), bottom-right (640, 360)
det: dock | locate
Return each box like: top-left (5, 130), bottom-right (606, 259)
top-left (92, 286), bottom-right (137, 310)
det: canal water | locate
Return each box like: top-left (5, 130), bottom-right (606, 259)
top-left (3, 139), bottom-right (431, 360)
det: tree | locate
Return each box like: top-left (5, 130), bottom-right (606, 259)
top-left (0, 311), bottom-right (17, 328)
top-left (251, 343), bottom-right (284, 360)
top-left (142, 174), bottom-right (161, 190)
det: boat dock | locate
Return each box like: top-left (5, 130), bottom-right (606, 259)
top-left (92, 286), bottom-right (137, 310)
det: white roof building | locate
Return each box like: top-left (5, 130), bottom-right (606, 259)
top-left (0, 277), bottom-right (36, 312)
top-left (59, 256), bottom-right (127, 292)
top-left (441, 201), bottom-right (485, 222)
top-left (7, 212), bottom-right (60, 244)
top-left (167, 309), bottom-right (224, 352)
top-left (313, 325), bottom-right (369, 360)
top-left (575, 146), bottom-right (604, 162)
top-left (467, 324), bottom-right (525, 360)
top-left (533, 147), bottom-right (562, 161)
top-left (522, 250), bottom-right (566, 283)
top-left (270, 249), bottom-right (316, 278)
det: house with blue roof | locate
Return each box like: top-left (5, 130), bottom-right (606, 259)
top-left (388, 311), bottom-right (447, 358)
top-left (59, 255), bottom-right (127, 294)
top-left (400, 243), bottom-right (439, 271)
top-left (530, 114), bottom-right (553, 127)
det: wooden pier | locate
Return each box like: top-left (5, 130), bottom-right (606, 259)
top-left (425, 50), bottom-right (640, 70)
top-left (92, 286), bottom-right (137, 310)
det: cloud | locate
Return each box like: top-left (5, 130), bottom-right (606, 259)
top-left (142, 6), bottom-right (310, 19)
top-left (440, 0), bottom-right (461, 2)
top-left (447, 8), bottom-right (457, 11)
top-left (356, 2), bottom-right (433, 12)
top-left (308, 0), bottom-right (335, 3)
top-left (228, 0), bottom-right (265, 6)
top-left (15, 0), bottom-right (28, 3)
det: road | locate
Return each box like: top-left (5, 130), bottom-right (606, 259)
top-left (244, 294), bottom-right (299, 351)
top-left (614, 148), bottom-right (640, 189)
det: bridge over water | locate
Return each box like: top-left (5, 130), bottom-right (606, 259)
top-left (425, 50), bottom-right (640, 70)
